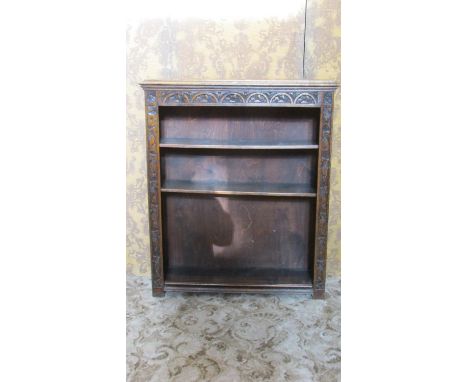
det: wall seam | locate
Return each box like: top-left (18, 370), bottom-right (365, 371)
top-left (302, 0), bottom-right (308, 79)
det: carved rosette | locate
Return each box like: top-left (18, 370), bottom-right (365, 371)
top-left (145, 90), bottom-right (163, 290)
top-left (314, 97), bottom-right (333, 295)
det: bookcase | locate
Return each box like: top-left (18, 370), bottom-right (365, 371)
top-left (140, 81), bottom-right (338, 298)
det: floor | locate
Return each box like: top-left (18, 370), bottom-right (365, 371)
top-left (127, 276), bottom-right (340, 382)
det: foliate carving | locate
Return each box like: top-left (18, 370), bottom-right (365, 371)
top-left (321, 129), bottom-right (331, 151)
top-left (295, 93), bottom-right (318, 104)
top-left (320, 184), bottom-right (328, 198)
top-left (323, 91), bottom-right (334, 105)
top-left (147, 93), bottom-right (157, 105)
top-left (314, 277), bottom-right (325, 291)
top-left (314, 105), bottom-right (333, 293)
top-left (144, 90), bottom-right (163, 289)
top-left (316, 259), bottom-right (325, 273)
top-left (146, 127), bottom-right (158, 151)
top-left (220, 92), bottom-right (245, 103)
top-left (150, 229), bottom-right (162, 289)
top-left (270, 93), bottom-right (293, 103)
top-left (163, 92), bottom-right (190, 104)
top-left (157, 89), bottom-right (320, 105)
top-left (147, 153), bottom-right (158, 181)
top-left (148, 180), bottom-right (158, 203)
top-left (246, 93), bottom-right (269, 103)
top-left (192, 93), bottom-right (218, 103)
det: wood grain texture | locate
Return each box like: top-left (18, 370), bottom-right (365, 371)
top-left (144, 91), bottom-right (164, 292)
top-left (159, 141), bottom-right (319, 150)
top-left (160, 106), bottom-right (320, 145)
top-left (161, 180), bottom-right (316, 198)
top-left (142, 82), bottom-right (336, 298)
top-left (163, 194), bottom-right (313, 272)
top-left (313, 98), bottom-right (334, 297)
top-left (141, 80), bottom-right (338, 87)
top-left (161, 149), bottom-right (317, 191)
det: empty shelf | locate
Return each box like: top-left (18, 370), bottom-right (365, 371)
top-left (165, 267), bottom-right (313, 288)
top-left (161, 180), bottom-right (316, 197)
top-left (160, 138), bottom-right (318, 150)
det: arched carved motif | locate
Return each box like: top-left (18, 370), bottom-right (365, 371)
top-left (246, 93), bottom-right (269, 103)
top-left (270, 93), bottom-right (293, 103)
top-left (220, 92), bottom-right (245, 103)
top-left (294, 93), bottom-right (318, 104)
top-left (192, 93), bottom-right (218, 103)
top-left (163, 92), bottom-right (190, 103)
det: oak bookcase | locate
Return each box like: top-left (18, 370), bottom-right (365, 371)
top-left (140, 81), bottom-right (338, 298)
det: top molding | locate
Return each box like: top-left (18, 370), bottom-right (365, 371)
top-left (140, 80), bottom-right (338, 107)
top-left (140, 80), bottom-right (339, 90)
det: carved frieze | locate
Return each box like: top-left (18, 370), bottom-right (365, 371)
top-left (157, 89), bottom-right (320, 105)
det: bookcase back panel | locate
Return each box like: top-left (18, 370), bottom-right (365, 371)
top-left (163, 194), bottom-right (314, 273)
top-left (161, 149), bottom-right (317, 190)
top-left (159, 106), bottom-right (320, 145)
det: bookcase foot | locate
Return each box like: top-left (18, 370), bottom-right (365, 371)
top-left (313, 289), bottom-right (325, 299)
top-left (153, 288), bottom-right (165, 297)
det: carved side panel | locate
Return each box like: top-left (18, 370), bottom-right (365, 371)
top-left (144, 91), bottom-right (164, 291)
top-left (314, 93), bottom-right (334, 297)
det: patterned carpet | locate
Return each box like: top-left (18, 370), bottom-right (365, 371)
top-left (127, 275), bottom-right (340, 382)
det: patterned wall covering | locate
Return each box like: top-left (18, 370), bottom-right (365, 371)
top-left (305, 0), bottom-right (341, 276)
top-left (126, 0), bottom-right (341, 276)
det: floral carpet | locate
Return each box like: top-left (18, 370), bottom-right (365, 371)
top-left (127, 276), bottom-right (340, 382)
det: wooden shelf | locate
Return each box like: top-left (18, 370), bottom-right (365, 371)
top-left (161, 180), bottom-right (316, 198)
top-left (165, 267), bottom-right (313, 289)
top-left (160, 138), bottom-right (318, 150)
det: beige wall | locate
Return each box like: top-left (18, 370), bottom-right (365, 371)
top-left (126, 0), bottom-right (341, 276)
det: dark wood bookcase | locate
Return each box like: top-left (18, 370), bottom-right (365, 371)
top-left (140, 81), bottom-right (338, 298)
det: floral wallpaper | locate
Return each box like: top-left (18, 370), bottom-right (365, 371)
top-left (126, 0), bottom-right (341, 276)
top-left (305, 0), bottom-right (341, 276)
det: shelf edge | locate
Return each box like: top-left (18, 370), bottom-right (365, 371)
top-left (159, 143), bottom-right (319, 150)
top-left (140, 79), bottom-right (339, 89)
top-left (164, 285), bottom-right (313, 294)
top-left (161, 188), bottom-right (317, 198)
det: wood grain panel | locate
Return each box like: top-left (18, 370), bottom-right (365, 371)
top-left (161, 149), bottom-right (317, 190)
top-left (163, 194), bottom-right (314, 282)
top-left (160, 106), bottom-right (320, 145)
